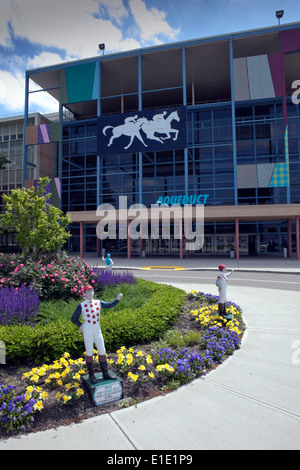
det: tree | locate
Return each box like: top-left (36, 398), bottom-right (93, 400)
top-left (0, 177), bottom-right (71, 260)
top-left (0, 154), bottom-right (10, 170)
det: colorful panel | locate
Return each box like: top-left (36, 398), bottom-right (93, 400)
top-left (49, 122), bottom-right (61, 142)
top-left (27, 124), bottom-right (59, 145)
top-left (257, 163), bottom-right (276, 188)
top-left (269, 162), bottom-right (290, 187)
top-left (280, 29), bottom-right (300, 53)
top-left (65, 62), bottom-right (96, 103)
top-left (51, 178), bottom-right (61, 208)
top-left (268, 53), bottom-right (284, 98)
top-left (237, 164), bottom-right (258, 188)
top-left (233, 58), bottom-right (250, 101)
top-left (26, 126), bottom-right (38, 145)
top-left (247, 55), bottom-right (275, 100)
top-left (37, 124), bottom-right (50, 144)
top-left (60, 69), bottom-right (68, 104)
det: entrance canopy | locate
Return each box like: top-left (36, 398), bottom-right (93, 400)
top-left (67, 203), bottom-right (300, 260)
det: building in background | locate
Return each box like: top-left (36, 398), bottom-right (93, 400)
top-left (0, 113), bottom-right (57, 251)
top-left (23, 22), bottom-right (300, 259)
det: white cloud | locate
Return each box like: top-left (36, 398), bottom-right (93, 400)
top-left (129, 0), bottom-right (180, 44)
top-left (99, 0), bottom-right (129, 24)
top-left (0, 80), bottom-right (6, 104)
top-left (0, 0), bottom-right (180, 115)
top-left (7, 0), bottom-right (137, 58)
top-left (0, 70), bottom-right (24, 113)
top-left (27, 52), bottom-right (66, 70)
top-left (0, 0), bottom-right (13, 47)
top-left (0, 69), bottom-right (58, 115)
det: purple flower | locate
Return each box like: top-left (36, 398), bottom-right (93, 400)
top-left (0, 285), bottom-right (40, 326)
top-left (92, 268), bottom-right (136, 289)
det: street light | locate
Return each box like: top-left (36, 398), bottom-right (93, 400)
top-left (276, 10), bottom-right (284, 25)
top-left (99, 43), bottom-right (105, 55)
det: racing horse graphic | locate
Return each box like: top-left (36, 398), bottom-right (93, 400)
top-left (102, 110), bottom-right (180, 150)
top-left (103, 116), bottom-right (148, 150)
top-left (141, 110), bottom-right (180, 143)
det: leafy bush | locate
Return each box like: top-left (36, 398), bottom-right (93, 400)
top-left (100, 280), bottom-right (186, 352)
top-left (0, 252), bottom-right (95, 301)
top-left (0, 321), bottom-right (84, 365)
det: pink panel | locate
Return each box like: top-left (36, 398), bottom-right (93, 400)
top-left (281, 29), bottom-right (300, 53)
top-left (268, 53), bottom-right (284, 98)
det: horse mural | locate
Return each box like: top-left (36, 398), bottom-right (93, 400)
top-left (102, 110), bottom-right (181, 150)
top-left (141, 110), bottom-right (180, 143)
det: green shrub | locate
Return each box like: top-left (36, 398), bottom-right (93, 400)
top-left (101, 281), bottom-right (186, 352)
top-left (0, 321), bottom-right (84, 365)
top-left (0, 280), bottom-right (186, 364)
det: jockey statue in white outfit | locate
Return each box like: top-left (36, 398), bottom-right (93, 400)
top-left (72, 284), bottom-right (123, 384)
top-left (215, 264), bottom-right (234, 320)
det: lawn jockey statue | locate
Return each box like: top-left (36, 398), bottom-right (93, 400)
top-left (72, 284), bottom-right (123, 384)
top-left (215, 264), bottom-right (234, 320)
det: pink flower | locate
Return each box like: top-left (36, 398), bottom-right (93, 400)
top-left (0, 278), bottom-right (5, 283)
top-left (41, 267), bottom-right (45, 271)
top-left (51, 279), bottom-right (55, 282)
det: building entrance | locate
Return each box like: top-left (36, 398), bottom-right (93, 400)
top-left (131, 233), bottom-right (260, 256)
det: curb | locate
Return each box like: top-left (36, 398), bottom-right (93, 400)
top-left (99, 266), bottom-right (300, 275)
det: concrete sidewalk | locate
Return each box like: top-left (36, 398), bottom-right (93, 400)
top-left (0, 260), bottom-right (300, 450)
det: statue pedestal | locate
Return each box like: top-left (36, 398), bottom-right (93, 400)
top-left (82, 372), bottom-right (123, 407)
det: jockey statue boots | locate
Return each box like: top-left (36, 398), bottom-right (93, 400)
top-left (86, 355), bottom-right (117, 384)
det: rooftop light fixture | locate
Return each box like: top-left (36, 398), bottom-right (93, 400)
top-left (276, 10), bottom-right (284, 25)
top-left (98, 43), bottom-right (105, 55)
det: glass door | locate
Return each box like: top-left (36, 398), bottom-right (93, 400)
top-left (203, 235), bottom-right (213, 254)
top-left (215, 235), bottom-right (226, 254)
top-left (239, 235), bottom-right (248, 255)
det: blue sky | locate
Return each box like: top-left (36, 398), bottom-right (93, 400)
top-left (0, 0), bottom-right (299, 117)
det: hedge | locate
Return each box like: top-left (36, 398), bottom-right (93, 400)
top-left (0, 280), bottom-right (186, 365)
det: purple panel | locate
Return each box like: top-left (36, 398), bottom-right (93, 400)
top-left (37, 124), bottom-right (50, 144)
top-left (37, 126), bottom-right (43, 144)
top-left (268, 52), bottom-right (284, 98)
top-left (281, 29), bottom-right (300, 53)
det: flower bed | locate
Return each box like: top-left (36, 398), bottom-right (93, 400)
top-left (0, 290), bottom-right (245, 437)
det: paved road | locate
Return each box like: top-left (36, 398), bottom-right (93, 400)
top-left (131, 269), bottom-right (300, 292)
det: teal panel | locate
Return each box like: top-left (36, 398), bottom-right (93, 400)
top-left (60, 69), bottom-right (68, 104)
top-left (92, 64), bottom-right (98, 100)
top-left (65, 62), bottom-right (96, 103)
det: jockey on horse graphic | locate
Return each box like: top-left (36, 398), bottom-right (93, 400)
top-left (102, 110), bottom-right (180, 150)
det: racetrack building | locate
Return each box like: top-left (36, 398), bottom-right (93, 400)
top-left (24, 22), bottom-right (300, 259)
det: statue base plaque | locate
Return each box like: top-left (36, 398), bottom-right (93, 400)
top-left (82, 372), bottom-right (123, 407)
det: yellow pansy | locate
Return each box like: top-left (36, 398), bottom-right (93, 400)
top-left (34, 401), bottom-right (44, 411)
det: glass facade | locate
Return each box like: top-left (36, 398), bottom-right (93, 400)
top-left (26, 23), bottom-right (300, 257)
top-left (59, 99), bottom-right (300, 255)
